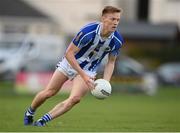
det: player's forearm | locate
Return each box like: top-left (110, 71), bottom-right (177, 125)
top-left (103, 61), bottom-right (115, 81)
top-left (65, 51), bottom-right (86, 77)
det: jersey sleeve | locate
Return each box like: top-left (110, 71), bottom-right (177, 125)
top-left (72, 28), bottom-right (91, 49)
top-left (110, 32), bottom-right (124, 57)
top-left (110, 46), bottom-right (120, 57)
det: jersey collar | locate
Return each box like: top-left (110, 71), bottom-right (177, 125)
top-left (96, 22), bottom-right (114, 39)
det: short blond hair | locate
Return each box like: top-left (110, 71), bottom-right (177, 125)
top-left (102, 6), bottom-right (122, 16)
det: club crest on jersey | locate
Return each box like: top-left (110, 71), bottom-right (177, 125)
top-left (105, 47), bottom-right (111, 52)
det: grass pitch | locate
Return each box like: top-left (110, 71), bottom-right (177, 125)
top-left (0, 86), bottom-right (180, 132)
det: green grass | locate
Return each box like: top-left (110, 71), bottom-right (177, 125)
top-left (0, 86), bottom-right (180, 132)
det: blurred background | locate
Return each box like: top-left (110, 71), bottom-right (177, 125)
top-left (0, 0), bottom-right (179, 95)
top-left (0, 0), bottom-right (180, 132)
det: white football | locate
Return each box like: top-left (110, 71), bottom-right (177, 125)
top-left (91, 79), bottom-right (112, 99)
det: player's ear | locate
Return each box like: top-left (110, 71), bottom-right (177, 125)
top-left (101, 15), bottom-right (106, 22)
top-left (100, 16), bottom-right (104, 22)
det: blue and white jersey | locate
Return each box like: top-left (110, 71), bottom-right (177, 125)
top-left (71, 22), bottom-right (124, 72)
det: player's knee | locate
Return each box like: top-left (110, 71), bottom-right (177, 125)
top-left (44, 88), bottom-right (58, 98)
top-left (69, 96), bottom-right (81, 105)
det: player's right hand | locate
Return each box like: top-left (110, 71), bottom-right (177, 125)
top-left (82, 74), bottom-right (95, 90)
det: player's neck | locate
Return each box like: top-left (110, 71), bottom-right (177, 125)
top-left (101, 28), bottom-right (112, 38)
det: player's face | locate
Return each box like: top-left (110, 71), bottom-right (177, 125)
top-left (102, 12), bottom-right (121, 33)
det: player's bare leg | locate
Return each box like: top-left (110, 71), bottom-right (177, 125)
top-left (31, 70), bottom-right (68, 109)
top-left (49, 75), bottom-right (89, 118)
top-left (34, 75), bottom-right (89, 126)
top-left (24, 69), bottom-right (68, 125)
